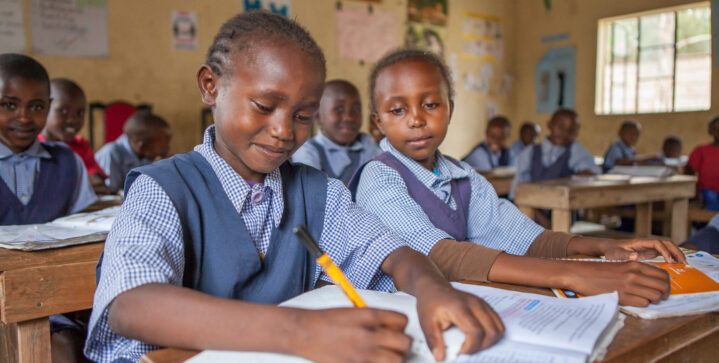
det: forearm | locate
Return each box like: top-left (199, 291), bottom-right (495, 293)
top-left (108, 283), bottom-right (305, 354)
top-left (566, 236), bottom-right (615, 256)
top-left (381, 246), bottom-right (451, 296)
top-left (487, 254), bottom-right (575, 289)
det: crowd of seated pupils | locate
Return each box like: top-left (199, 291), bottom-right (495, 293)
top-left (0, 9), bottom-right (715, 363)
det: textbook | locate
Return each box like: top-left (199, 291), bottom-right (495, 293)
top-left (187, 283), bottom-right (623, 363)
top-left (553, 252), bottom-right (719, 319)
top-left (0, 206), bottom-right (120, 251)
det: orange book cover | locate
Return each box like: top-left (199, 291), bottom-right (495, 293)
top-left (649, 263), bottom-right (719, 295)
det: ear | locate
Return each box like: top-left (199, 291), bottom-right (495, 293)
top-left (197, 64), bottom-right (219, 106)
top-left (371, 112), bottom-right (385, 135)
top-left (448, 100), bottom-right (455, 125)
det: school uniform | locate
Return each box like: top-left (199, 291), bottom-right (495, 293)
top-left (509, 139), bottom-right (529, 159)
top-left (685, 214), bottom-right (719, 254)
top-left (0, 140), bottom-right (97, 224)
top-left (94, 134), bottom-right (153, 194)
top-left (603, 140), bottom-right (635, 172)
top-left (688, 143), bottom-right (719, 210)
top-left (351, 138), bottom-right (543, 258)
top-left (85, 126), bottom-right (406, 362)
top-left (510, 137), bottom-right (600, 199)
top-left (462, 141), bottom-right (514, 170)
top-left (38, 134), bottom-right (107, 178)
top-left (291, 132), bottom-right (380, 184)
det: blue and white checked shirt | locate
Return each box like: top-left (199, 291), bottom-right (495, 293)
top-left (463, 141), bottom-right (518, 170)
top-left (85, 126), bottom-right (405, 362)
top-left (0, 140), bottom-right (96, 214)
top-left (355, 138), bottom-right (544, 257)
top-left (95, 134), bottom-right (153, 194)
top-left (511, 137), bottom-right (601, 198)
top-left (603, 140), bottom-right (635, 172)
top-left (291, 132), bottom-right (380, 177)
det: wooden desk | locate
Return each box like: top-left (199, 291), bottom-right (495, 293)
top-left (140, 280), bottom-right (719, 363)
top-left (477, 169), bottom-right (515, 196)
top-left (514, 175), bottom-right (696, 242)
top-left (0, 242), bottom-right (104, 363)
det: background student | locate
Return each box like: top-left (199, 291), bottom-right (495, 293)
top-left (86, 12), bottom-right (503, 363)
top-left (353, 49), bottom-right (682, 308)
top-left (292, 79), bottom-right (380, 184)
top-left (509, 121), bottom-right (539, 157)
top-left (39, 78), bottom-right (111, 195)
top-left (685, 116), bottom-right (719, 211)
top-left (94, 111), bottom-right (171, 194)
top-left (463, 115), bottom-right (515, 170)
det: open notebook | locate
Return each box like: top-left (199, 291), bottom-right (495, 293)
top-left (187, 283), bottom-right (623, 363)
top-left (0, 206), bottom-right (120, 250)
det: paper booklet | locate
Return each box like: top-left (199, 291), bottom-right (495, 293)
top-left (0, 206), bottom-right (120, 251)
top-left (553, 252), bottom-right (719, 319)
top-left (606, 165), bottom-right (674, 178)
top-left (187, 283), bottom-right (622, 363)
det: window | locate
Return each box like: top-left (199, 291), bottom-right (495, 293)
top-left (595, 3), bottom-right (711, 114)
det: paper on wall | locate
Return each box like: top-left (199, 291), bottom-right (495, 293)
top-left (336, 7), bottom-right (398, 63)
top-left (171, 10), bottom-right (197, 50)
top-left (0, 0), bottom-right (26, 53)
top-left (29, 0), bottom-right (109, 57)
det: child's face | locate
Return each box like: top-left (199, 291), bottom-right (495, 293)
top-left (199, 41), bottom-right (324, 181)
top-left (373, 59), bottom-right (452, 170)
top-left (548, 114), bottom-right (579, 147)
top-left (44, 87), bottom-right (86, 142)
top-left (619, 126), bottom-right (640, 147)
top-left (140, 128), bottom-right (171, 161)
top-left (710, 120), bottom-right (719, 142)
top-left (485, 124), bottom-right (509, 152)
top-left (317, 83), bottom-right (362, 146)
top-left (520, 127), bottom-right (537, 146)
top-left (0, 77), bottom-right (50, 153)
top-left (663, 143), bottom-right (681, 158)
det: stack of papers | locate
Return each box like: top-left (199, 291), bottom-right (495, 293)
top-left (0, 206), bottom-right (120, 250)
top-left (188, 283), bottom-right (622, 363)
top-left (606, 165), bottom-right (674, 178)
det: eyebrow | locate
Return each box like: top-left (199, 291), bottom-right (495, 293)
top-left (254, 90), bottom-right (288, 103)
top-left (0, 95), bottom-right (47, 103)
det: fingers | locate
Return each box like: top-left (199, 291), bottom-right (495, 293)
top-left (361, 308), bottom-right (408, 331)
top-left (468, 300), bottom-right (504, 349)
top-left (373, 329), bottom-right (412, 354)
top-left (421, 318), bottom-right (446, 362)
top-left (662, 241), bottom-right (687, 264)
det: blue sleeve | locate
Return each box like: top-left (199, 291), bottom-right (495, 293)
top-left (570, 143), bottom-right (601, 175)
top-left (510, 146), bottom-right (534, 199)
top-left (466, 168), bottom-right (543, 255)
top-left (463, 146), bottom-right (492, 170)
top-left (291, 140), bottom-right (322, 170)
top-left (602, 143), bottom-right (622, 172)
top-left (355, 161), bottom-right (453, 255)
top-left (94, 144), bottom-right (124, 193)
top-left (70, 154), bottom-right (98, 213)
top-left (319, 178), bottom-right (407, 292)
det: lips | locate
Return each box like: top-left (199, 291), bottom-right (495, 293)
top-left (407, 135), bottom-right (433, 146)
top-left (254, 143), bottom-right (291, 160)
top-left (8, 126), bottom-right (37, 139)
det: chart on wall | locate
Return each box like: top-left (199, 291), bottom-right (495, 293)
top-left (242, 0), bottom-right (292, 17)
top-left (336, 6), bottom-right (398, 63)
top-left (171, 10), bottom-right (197, 50)
top-left (535, 46), bottom-right (576, 114)
top-left (461, 11), bottom-right (504, 61)
top-left (0, 0), bottom-right (25, 53)
top-left (29, 0), bottom-right (108, 57)
top-left (406, 0), bottom-right (447, 57)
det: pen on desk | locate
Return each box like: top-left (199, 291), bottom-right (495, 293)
top-left (294, 225), bottom-right (367, 308)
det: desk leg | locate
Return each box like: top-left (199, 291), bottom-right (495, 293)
top-left (551, 209), bottom-right (572, 233)
top-left (1, 318), bottom-right (51, 363)
top-left (663, 200), bottom-right (674, 238)
top-left (669, 198), bottom-right (689, 243)
top-left (635, 202), bottom-right (653, 237)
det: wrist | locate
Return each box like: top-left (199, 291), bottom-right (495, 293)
top-left (279, 308), bottom-right (314, 357)
top-left (568, 236), bottom-right (613, 256)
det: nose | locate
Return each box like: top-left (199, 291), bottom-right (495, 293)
top-left (16, 106), bottom-right (31, 123)
top-left (408, 107), bottom-right (426, 128)
top-left (269, 113), bottom-right (294, 141)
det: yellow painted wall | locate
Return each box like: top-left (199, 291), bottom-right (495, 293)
top-left (21, 0), bottom-right (518, 158)
top-left (513, 0), bottom-right (715, 156)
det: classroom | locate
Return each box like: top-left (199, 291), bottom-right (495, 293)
top-left (0, 0), bottom-right (718, 362)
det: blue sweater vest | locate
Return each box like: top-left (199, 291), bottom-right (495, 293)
top-left (99, 151), bottom-right (327, 304)
top-left (308, 139), bottom-right (361, 184)
top-left (0, 142), bottom-right (77, 225)
top-left (529, 143), bottom-right (573, 182)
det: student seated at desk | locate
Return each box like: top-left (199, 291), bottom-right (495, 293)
top-left (0, 53), bottom-right (97, 363)
top-left (463, 116), bottom-right (515, 170)
top-left (686, 116), bottom-right (719, 211)
top-left (292, 79), bottom-right (380, 184)
top-left (511, 109), bottom-right (600, 199)
top-left (602, 120), bottom-right (661, 172)
top-left (508, 121), bottom-right (539, 157)
top-left (38, 78), bottom-right (111, 195)
top-left (352, 48), bottom-right (684, 309)
top-left (86, 12), bottom-right (503, 363)
top-left (94, 111), bottom-right (171, 194)
top-left (683, 214), bottom-right (719, 254)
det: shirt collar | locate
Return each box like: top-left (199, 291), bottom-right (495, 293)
top-left (379, 138), bottom-right (469, 188)
top-left (316, 131), bottom-right (364, 152)
top-left (0, 139), bottom-right (52, 160)
top-left (194, 125), bottom-right (284, 227)
top-left (541, 136), bottom-right (568, 151)
top-left (117, 134), bottom-right (146, 162)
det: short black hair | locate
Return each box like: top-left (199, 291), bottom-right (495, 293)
top-left (325, 79), bottom-right (359, 95)
top-left (369, 48), bottom-right (454, 113)
top-left (123, 111), bottom-right (170, 140)
top-left (205, 11), bottom-right (326, 80)
top-left (50, 78), bottom-right (85, 99)
top-left (709, 115), bottom-right (719, 130)
top-left (663, 135), bottom-right (682, 147)
top-left (550, 108), bottom-right (578, 123)
top-left (0, 53), bottom-right (50, 92)
top-left (487, 115), bottom-right (510, 131)
top-left (520, 121), bottom-right (539, 134)
top-left (620, 119), bottom-right (641, 132)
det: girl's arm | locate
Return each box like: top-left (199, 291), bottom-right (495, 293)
top-left (566, 236), bottom-right (687, 264)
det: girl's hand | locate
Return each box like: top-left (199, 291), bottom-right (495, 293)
top-left (566, 261), bottom-right (670, 307)
top-left (602, 239), bottom-right (687, 264)
top-left (415, 285), bottom-right (504, 362)
top-left (294, 308), bottom-right (411, 363)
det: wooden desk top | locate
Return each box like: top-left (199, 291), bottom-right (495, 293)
top-left (141, 280), bottom-right (719, 363)
top-left (514, 175), bottom-right (697, 209)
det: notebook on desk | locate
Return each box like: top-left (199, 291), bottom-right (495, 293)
top-left (187, 283), bottom-right (623, 363)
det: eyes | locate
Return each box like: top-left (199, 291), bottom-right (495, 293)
top-left (58, 107), bottom-right (85, 119)
top-left (386, 102), bottom-right (441, 116)
top-left (252, 100), bottom-right (313, 124)
top-left (0, 101), bottom-right (46, 112)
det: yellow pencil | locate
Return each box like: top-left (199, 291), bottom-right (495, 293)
top-left (294, 225), bottom-right (367, 308)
